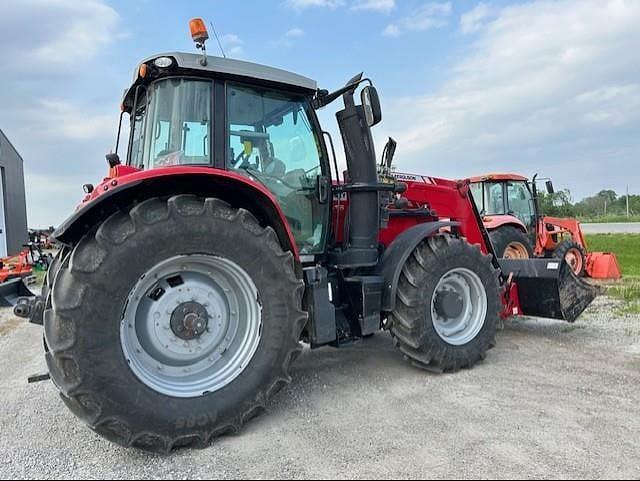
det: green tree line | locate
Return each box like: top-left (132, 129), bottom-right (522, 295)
top-left (538, 189), bottom-right (640, 221)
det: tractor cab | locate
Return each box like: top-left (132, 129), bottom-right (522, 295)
top-left (469, 174), bottom-right (538, 234)
top-left (117, 52), bottom-right (332, 255)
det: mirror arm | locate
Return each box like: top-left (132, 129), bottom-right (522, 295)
top-left (312, 75), bottom-right (372, 109)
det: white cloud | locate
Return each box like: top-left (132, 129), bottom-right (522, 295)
top-left (31, 99), bottom-right (116, 141)
top-left (0, 0), bottom-right (121, 70)
top-left (0, 0), bottom-right (125, 228)
top-left (383, 2), bottom-right (452, 36)
top-left (221, 33), bottom-right (245, 57)
top-left (383, 0), bottom-right (640, 199)
top-left (352, 0), bottom-right (395, 13)
top-left (286, 0), bottom-right (344, 9)
top-left (460, 2), bottom-right (494, 34)
top-left (272, 28), bottom-right (306, 49)
top-left (287, 0), bottom-right (394, 12)
top-left (23, 170), bottom-right (95, 230)
top-left (383, 24), bottom-right (402, 37)
top-left (286, 28), bottom-right (306, 38)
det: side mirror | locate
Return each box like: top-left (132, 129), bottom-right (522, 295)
top-left (546, 180), bottom-right (555, 194)
top-left (361, 86), bottom-right (382, 127)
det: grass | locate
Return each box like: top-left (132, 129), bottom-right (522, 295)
top-left (579, 215), bottom-right (640, 223)
top-left (608, 281), bottom-right (640, 316)
top-left (607, 281), bottom-right (640, 302)
top-left (585, 234), bottom-right (640, 276)
top-left (620, 304), bottom-right (640, 315)
top-left (584, 234), bottom-right (640, 315)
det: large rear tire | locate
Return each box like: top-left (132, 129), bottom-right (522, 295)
top-left (489, 225), bottom-right (533, 259)
top-left (44, 195), bottom-right (306, 453)
top-left (388, 235), bottom-right (501, 373)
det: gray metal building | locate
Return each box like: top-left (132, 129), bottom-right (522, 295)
top-left (0, 129), bottom-right (28, 257)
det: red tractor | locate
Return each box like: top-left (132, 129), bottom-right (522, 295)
top-left (0, 249), bottom-right (37, 306)
top-left (15, 20), bottom-right (599, 453)
top-left (468, 173), bottom-right (621, 279)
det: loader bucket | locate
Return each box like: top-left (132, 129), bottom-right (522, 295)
top-left (499, 259), bottom-right (601, 322)
top-left (0, 277), bottom-right (37, 307)
top-left (586, 252), bottom-right (622, 279)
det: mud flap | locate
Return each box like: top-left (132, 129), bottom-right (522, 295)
top-left (499, 259), bottom-right (601, 322)
top-left (0, 277), bottom-right (37, 308)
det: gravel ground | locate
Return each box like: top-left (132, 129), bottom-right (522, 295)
top-left (0, 295), bottom-right (639, 479)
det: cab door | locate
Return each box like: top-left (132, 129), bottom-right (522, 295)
top-left (506, 181), bottom-right (536, 232)
top-left (225, 82), bottom-right (330, 255)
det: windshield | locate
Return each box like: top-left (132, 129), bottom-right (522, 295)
top-left (129, 78), bottom-right (212, 168)
top-left (471, 181), bottom-right (506, 216)
top-left (506, 180), bottom-right (535, 227)
top-left (471, 180), bottom-right (535, 226)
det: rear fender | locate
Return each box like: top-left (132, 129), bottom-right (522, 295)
top-left (53, 168), bottom-right (300, 260)
top-left (483, 215), bottom-right (527, 233)
top-left (377, 221), bottom-right (458, 311)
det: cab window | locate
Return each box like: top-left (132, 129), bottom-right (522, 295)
top-left (226, 83), bottom-right (326, 254)
top-left (129, 78), bottom-right (212, 169)
top-left (484, 182), bottom-right (506, 215)
top-left (506, 181), bottom-right (535, 228)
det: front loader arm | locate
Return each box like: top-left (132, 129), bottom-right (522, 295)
top-left (388, 174), bottom-right (599, 323)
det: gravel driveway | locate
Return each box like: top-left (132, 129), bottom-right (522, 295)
top-left (0, 295), bottom-right (639, 479)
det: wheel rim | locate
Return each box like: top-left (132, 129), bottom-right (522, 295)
top-left (503, 242), bottom-right (530, 259)
top-left (120, 254), bottom-right (262, 398)
top-left (431, 268), bottom-right (488, 346)
top-left (564, 248), bottom-right (583, 275)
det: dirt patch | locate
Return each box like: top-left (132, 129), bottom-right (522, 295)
top-left (0, 318), bottom-right (21, 337)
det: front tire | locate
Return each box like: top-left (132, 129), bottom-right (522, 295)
top-left (553, 240), bottom-right (586, 277)
top-left (388, 235), bottom-right (501, 373)
top-left (44, 196), bottom-right (306, 453)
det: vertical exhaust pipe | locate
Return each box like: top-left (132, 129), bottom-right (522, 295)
top-left (333, 77), bottom-right (380, 267)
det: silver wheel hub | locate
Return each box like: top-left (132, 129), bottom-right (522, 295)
top-left (170, 301), bottom-right (209, 340)
top-left (120, 254), bottom-right (262, 398)
top-left (431, 268), bottom-right (488, 346)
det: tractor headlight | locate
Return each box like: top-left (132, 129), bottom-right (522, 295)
top-left (153, 57), bottom-right (174, 68)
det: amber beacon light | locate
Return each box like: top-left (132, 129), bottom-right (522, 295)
top-left (190, 18), bottom-right (209, 44)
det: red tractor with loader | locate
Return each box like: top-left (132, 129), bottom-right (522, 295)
top-left (468, 173), bottom-right (621, 279)
top-left (15, 20), bottom-right (599, 453)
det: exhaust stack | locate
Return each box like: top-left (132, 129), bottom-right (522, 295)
top-left (330, 76), bottom-right (382, 268)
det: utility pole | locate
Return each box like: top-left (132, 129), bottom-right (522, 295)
top-left (627, 185), bottom-right (630, 218)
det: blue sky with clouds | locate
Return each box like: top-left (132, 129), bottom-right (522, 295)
top-left (0, 0), bottom-right (638, 227)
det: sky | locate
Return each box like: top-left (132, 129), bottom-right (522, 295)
top-left (0, 0), bottom-right (638, 228)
